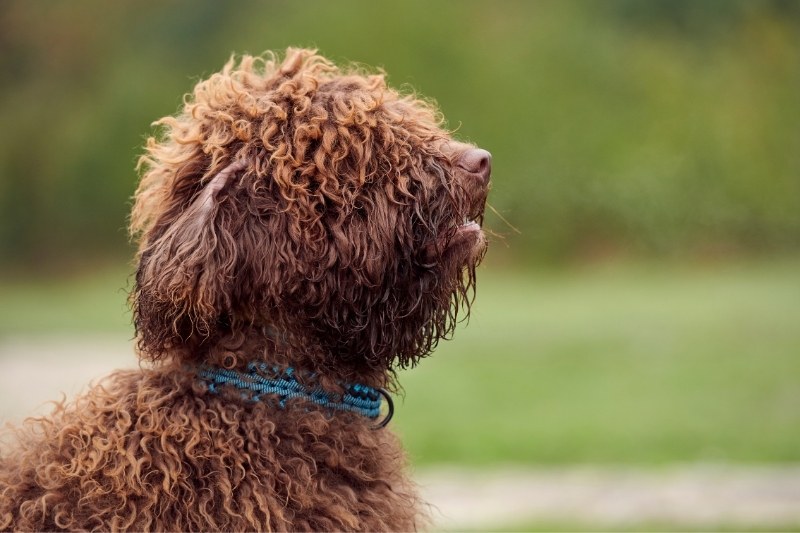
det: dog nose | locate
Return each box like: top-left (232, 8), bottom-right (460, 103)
top-left (458, 148), bottom-right (492, 185)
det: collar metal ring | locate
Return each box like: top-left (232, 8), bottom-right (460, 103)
top-left (371, 387), bottom-right (394, 430)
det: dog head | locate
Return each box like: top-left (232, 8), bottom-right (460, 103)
top-left (131, 49), bottom-right (490, 377)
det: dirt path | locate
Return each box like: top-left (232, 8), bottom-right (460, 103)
top-left (416, 466), bottom-right (800, 530)
top-left (2, 335), bottom-right (799, 530)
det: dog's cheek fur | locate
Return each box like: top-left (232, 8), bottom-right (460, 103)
top-left (303, 214), bottom-right (474, 375)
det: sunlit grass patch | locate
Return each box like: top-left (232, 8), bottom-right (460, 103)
top-left (0, 267), bottom-right (132, 336)
top-left (396, 259), bottom-right (800, 465)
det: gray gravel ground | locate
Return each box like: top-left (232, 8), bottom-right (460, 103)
top-left (2, 335), bottom-right (799, 530)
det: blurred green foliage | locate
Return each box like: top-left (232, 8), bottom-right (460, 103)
top-left (1, 0), bottom-right (798, 269)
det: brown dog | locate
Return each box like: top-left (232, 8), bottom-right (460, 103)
top-left (0, 48), bottom-right (490, 531)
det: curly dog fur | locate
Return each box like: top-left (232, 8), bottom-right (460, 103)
top-left (0, 49), bottom-right (490, 531)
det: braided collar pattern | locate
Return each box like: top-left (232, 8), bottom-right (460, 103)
top-left (197, 362), bottom-right (393, 428)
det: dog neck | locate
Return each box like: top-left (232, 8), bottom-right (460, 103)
top-left (160, 323), bottom-right (391, 390)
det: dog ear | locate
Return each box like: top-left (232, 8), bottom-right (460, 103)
top-left (133, 160), bottom-right (247, 359)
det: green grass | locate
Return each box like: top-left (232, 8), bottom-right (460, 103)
top-left (2, 259), bottom-right (799, 466)
top-left (394, 258), bottom-right (800, 466)
top-left (0, 267), bottom-right (132, 336)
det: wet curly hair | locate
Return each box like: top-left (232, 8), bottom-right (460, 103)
top-left (0, 48), bottom-right (490, 531)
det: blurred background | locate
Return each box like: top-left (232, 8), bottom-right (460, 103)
top-left (1, 1), bottom-right (799, 530)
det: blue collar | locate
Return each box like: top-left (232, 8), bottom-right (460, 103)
top-left (197, 362), bottom-right (393, 429)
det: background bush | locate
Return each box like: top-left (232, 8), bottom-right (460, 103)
top-left (1, 0), bottom-right (798, 269)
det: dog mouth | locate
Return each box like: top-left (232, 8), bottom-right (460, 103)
top-left (452, 181), bottom-right (489, 242)
top-left (456, 218), bottom-right (481, 234)
top-left (451, 211), bottom-right (486, 248)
